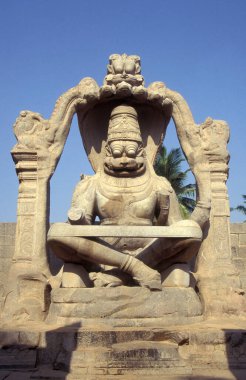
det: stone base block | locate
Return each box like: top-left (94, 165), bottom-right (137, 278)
top-left (46, 287), bottom-right (202, 325)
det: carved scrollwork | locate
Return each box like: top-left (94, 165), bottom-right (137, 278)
top-left (106, 53), bottom-right (143, 85)
top-left (101, 54), bottom-right (146, 99)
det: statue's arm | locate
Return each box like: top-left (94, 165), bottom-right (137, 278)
top-left (167, 190), bottom-right (183, 225)
top-left (155, 192), bottom-right (169, 226)
top-left (67, 176), bottom-right (96, 225)
top-left (155, 177), bottom-right (182, 225)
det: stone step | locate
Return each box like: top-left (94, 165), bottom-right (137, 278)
top-left (54, 340), bottom-right (188, 375)
top-left (55, 327), bottom-right (188, 351)
top-left (1, 369), bottom-right (245, 380)
top-left (65, 370), bottom-right (246, 380)
top-left (50, 315), bottom-right (202, 327)
top-left (1, 323), bottom-right (246, 378)
top-left (0, 348), bottom-right (36, 369)
top-left (69, 367), bottom-right (192, 377)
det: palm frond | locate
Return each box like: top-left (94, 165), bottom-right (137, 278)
top-left (235, 205), bottom-right (246, 215)
top-left (231, 195), bottom-right (246, 218)
top-left (154, 145), bottom-right (196, 215)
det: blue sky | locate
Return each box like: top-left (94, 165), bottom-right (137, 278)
top-left (0, 0), bottom-right (245, 222)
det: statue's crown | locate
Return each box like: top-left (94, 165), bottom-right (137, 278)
top-left (107, 105), bottom-right (142, 143)
top-left (110, 104), bottom-right (138, 119)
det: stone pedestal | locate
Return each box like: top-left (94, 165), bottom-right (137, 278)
top-left (1, 320), bottom-right (246, 379)
top-left (46, 287), bottom-right (202, 326)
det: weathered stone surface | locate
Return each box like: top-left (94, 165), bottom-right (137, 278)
top-left (0, 330), bottom-right (39, 349)
top-left (161, 264), bottom-right (190, 287)
top-left (233, 258), bottom-right (245, 272)
top-left (49, 223), bottom-right (202, 239)
top-left (62, 263), bottom-right (92, 288)
top-left (0, 320), bottom-right (246, 378)
top-left (47, 287), bottom-right (202, 321)
top-left (231, 233), bottom-right (239, 258)
top-left (0, 331), bottom-right (19, 348)
top-left (239, 234), bottom-right (246, 246)
top-left (230, 223), bottom-right (246, 234)
top-left (240, 275), bottom-right (246, 289)
top-left (0, 348), bottom-right (36, 369)
top-left (239, 246), bottom-right (246, 258)
top-left (0, 223), bottom-right (16, 311)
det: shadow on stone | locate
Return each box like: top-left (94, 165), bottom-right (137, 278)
top-left (224, 328), bottom-right (246, 380)
top-left (0, 322), bottom-right (81, 379)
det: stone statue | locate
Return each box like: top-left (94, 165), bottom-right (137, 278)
top-left (48, 104), bottom-right (201, 290)
top-left (6, 53), bottom-right (239, 325)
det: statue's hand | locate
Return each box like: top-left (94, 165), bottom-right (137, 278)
top-left (155, 191), bottom-right (169, 226)
top-left (68, 207), bottom-right (85, 224)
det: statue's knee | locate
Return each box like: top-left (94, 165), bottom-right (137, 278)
top-left (47, 236), bottom-right (72, 250)
top-left (189, 238), bottom-right (201, 251)
top-left (47, 236), bottom-right (57, 247)
top-left (47, 235), bottom-right (62, 244)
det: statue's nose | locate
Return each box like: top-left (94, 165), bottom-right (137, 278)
top-left (120, 161), bottom-right (128, 167)
top-left (120, 157), bottom-right (128, 166)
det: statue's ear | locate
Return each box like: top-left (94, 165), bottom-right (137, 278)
top-left (136, 143), bottom-right (145, 157)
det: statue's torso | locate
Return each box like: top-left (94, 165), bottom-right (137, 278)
top-left (93, 169), bottom-right (166, 253)
top-left (96, 188), bottom-right (157, 226)
top-left (96, 169), bottom-right (157, 226)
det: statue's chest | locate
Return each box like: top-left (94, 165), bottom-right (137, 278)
top-left (95, 188), bottom-right (157, 222)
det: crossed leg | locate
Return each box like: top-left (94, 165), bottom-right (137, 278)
top-left (48, 222), bottom-right (201, 289)
top-left (136, 237), bottom-right (201, 271)
top-left (47, 234), bottom-right (161, 290)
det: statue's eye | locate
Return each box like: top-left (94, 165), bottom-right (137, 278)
top-left (126, 148), bottom-right (136, 157)
top-left (125, 143), bottom-right (138, 157)
top-left (112, 149), bottom-right (122, 158)
top-left (111, 143), bottom-right (123, 158)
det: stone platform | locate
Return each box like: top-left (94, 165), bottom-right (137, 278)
top-left (46, 287), bottom-right (203, 326)
top-left (0, 319), bottom-right (246, 379)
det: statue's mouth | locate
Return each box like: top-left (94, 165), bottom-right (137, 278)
top-left (104, 162), bottom-right (145, 177)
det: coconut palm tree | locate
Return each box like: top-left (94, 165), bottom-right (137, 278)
top-left (154, 145), bottom-right (196, 218)
top-left (231, 195), bottom-right (246, 221)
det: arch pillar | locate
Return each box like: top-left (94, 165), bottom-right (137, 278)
top-left (3, 78), bottom-right (99, 321)
top-left (166, 89), bottom-right (241, 315)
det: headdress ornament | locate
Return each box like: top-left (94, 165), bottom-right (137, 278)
top-left (107, 104), bottom-right (142, 142)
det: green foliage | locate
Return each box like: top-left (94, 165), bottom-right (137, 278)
top-left (154, 146), bottom-right (196, 218)
top-left (231, 195), bottom-right (246, 222)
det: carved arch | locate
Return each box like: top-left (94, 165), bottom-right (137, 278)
top-left (9, 56), bottom-right (235, 321)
